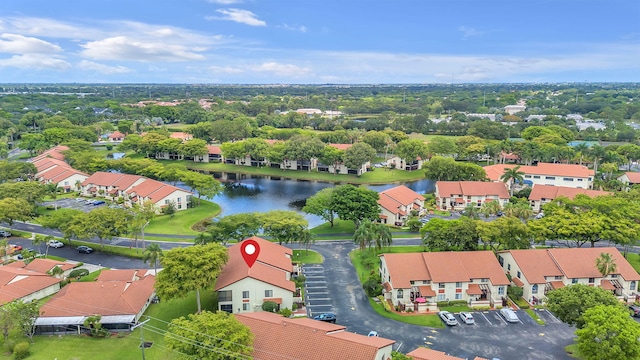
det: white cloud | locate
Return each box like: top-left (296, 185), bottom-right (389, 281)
top-left (458, 26), bottom-right (483, 39)
top-left (0, 54), bottom-right (70, 70)
top-left (208, 65), bottom-right (245, 74)
top-left (250, 62), bottom-right (311, 77)
top-left (77, 60), bottom-right (131, 74)
top-left (0, 33), bottom-right (62, 54)
top-left (278, 24), bottom-right (308, 32)
top-left (209, 9), bottom-right (266, 26)
top-left (81, 36), bottom-right (206, 62)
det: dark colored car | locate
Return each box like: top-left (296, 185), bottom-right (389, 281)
top-left (92, 200), bottom-right (106, 205)
top-left (313, 313), bottom-right (337, 323)
top-left (0, 230), bottom-right (11, 237)
top-left (630, 305), bottom-right (640, 317)
top-left (77, 246), bottom-right (93, 254)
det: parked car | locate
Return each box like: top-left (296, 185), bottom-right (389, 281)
top-left (459, 312), bottom-right (475, 325)
top-left (630, 305), bottom-right (640, 317)
top-left (499, 308), bottom-right (519, 323)
top-left (10, 244), bottom-right (22, 252)
top-left (0, 230), bottom-right (11, 237)
top-left (535, 212), bottom-right (544, 219)
top-left (313, 313), bottom-right (337, 323)
top-left (77, 246), bottom-right (93, 254)
top-left (92, 200), bottom-right (106, 205)
top-left (75, 198), bottom-right (84, 202)
top-left (367, 331), bottom-right (379, 337)
top-left (496, 211), bottom-right (504, 217)
top-left (84, 199), bottom-right (94, 205)
top-left (438, 311), bottom-right (458, 326)
top-left (47, 240), bottom-right (64, 248)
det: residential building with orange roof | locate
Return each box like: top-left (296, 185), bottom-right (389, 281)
top-left (379, 251), bottom-right (510, 311)
top-left (497, 247), bottom-right (640, 305)
top-left (0, 265), bottom-right (62, 305)
top-left (81, 171), bottom-right (146, 198)
top-left (378, 185), bottom-right (425, 225)
top-left (236, 311), bottom-right (395, 360)
top-left (617, 171), bottom-right (640, 187)
top-left (483, 163), bottom-right (594, 189)
top-left (30, 146), bottom-right (89, 191)
top-left (169, 131), bottom-right (193, 142)
top-left (107, 131), bottom-right (125, 141)
top-left (215, 236), bottom-right (296, 314)
top-left (194, 144), bottom-right (223, 163)
top-left (528, 184), bottom-right (612, 212)
top-left (407, 347), bottom-right (488, 360)
top-left (23, 258), bottom-right (76, 277)
top-left (386, 155), bottom-right (424, 171)
top-left (316, 143), bottom-right (369, 175)
top-left (435, 181), bottom-right (510, 211)
top-left (35, 271), bottom-right (156, 334)
top-left (96, 269), bottom-right (153, 281)
top-left (30, 145), bottom-right (69, 162)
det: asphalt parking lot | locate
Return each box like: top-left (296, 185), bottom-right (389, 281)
top-left (44, 197), bottom-right (107, 211)
top-left (302, 264), bottom-right (334, 318)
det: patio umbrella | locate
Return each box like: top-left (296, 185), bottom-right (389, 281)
top-left (415, 297), bottom-right (426, 303)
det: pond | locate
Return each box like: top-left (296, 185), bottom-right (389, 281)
top-left (183, 173), bottom-right (436, 228)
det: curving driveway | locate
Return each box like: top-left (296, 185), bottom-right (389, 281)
top-left (308, 241), bottom-right (575, 360)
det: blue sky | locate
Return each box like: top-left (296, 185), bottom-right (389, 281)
top-left (0, 0), bottom-right (638, 84)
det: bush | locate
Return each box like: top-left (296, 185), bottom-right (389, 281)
top-left (262, 301), bottom-right (278, 313)
top-left (294, 274), bottom-right (306, 288)
top-left (292, 303), bottom-right (298, 311)
top-left (436, 300), bottom-right (467, 307)
top-left (507, 285), bottom-right (523, 298)
top-left (13, 342), bottom-right (29, 360)
top-left (4, 339), bottom-right (16, 353)
top-left (279, 308), bottom-right (292, 318)
top-left (69, 268), bottom-right (90, 279)
top-left (363, 275), bottom-right (383, 297)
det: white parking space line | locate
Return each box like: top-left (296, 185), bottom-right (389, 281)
top-left (495, 312), bottom-right (507, 325)
top-left (544, 309), bottom-right (561, 324)
top-left (477, 312), bottom-right (493, 326)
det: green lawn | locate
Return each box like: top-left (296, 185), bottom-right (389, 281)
top-left (626, 253), bottom-right (640, 273)
top-left (292, 249), bottom-right (323, 264)
top-left (439, 305), bottom-right (472, 313)
top-left (310, 220), bottom-right (355, 235)
top-left (144, 199), bottom-right (220, 236)
top-left (368, 298), bottom-right (443, 327)
top-left (9, 289), bottom-right (217, 360)
top-left (524, 308), bottom-right (546, 325)
top-left (565, 344), bottom-right (584, 359)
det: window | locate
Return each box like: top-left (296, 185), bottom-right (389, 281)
top-left (165, 199), bottom-right (170, 205)
top-left (498, 255), bottom-right (504, 266)
top-left (577, 178), bottom-right (583, 181)
top-left (220, 304), bottom-right (233, 313)
top-left (498, 286), bottom-right (505, 295)
top-left (481, 278), bottom-right (488, 283)
top-left (524, 175), bottom-right (531, 179)
top-left (218, 290), bottom-right (232, 302)
top-left (532, 284), bottom-right (538, 294)
top-left (242, 291), bottom-right (250, 299)
top-left (588, 278), bottom-right (595, 284)
top-left (177, 197), bottom-right (182, 203)
top-left (439, 283), bottom-right (445, 289)
top-left (555, 276), bottom-right (562, 280)
top-left (632, 281), bottom-right (636, 291)
top-left (455, 294), bottom-right (462, 300)
top-left (265, 290), bottom-right (273, 297)
top-left (397, 289), bottom-right (403, 298)
top-left (533, 175), bottom-right (540, 179)
top-left (423, 280), bottom-right (430, 284)
top-left (572, 278), bottom-right (578, 284)
top-left (545, 176), bottom-right (555, 180)
top-left (437, 294), bottom-right (445, 301)
top-left (507, 264), bottom-right (511, 271)
top-left (242, 303), bottom-right (250, 311)
top-left (455, 282), bottom-right (462, 288)
top-left (563, 178), bottom-right (574, 181)
top-left (410, 281), bottom-right (415, 285)
top-left (610, 274), bottom-right (617, 278)
top-left (517, 271), bottom-right (521, 278)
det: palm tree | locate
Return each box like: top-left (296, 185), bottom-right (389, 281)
top-left (462, 203), bottom-right (481, 220)
top-left (573, 143), bottom-right (589, 165)
top-left (595, 252), bottom-right (617, 278)
top-left (500, 166), bottom-right (525, 197)
top-left (45, 183), bottom-right (60, 210)
top-left (143, 243), bottom-right (164, 275)
top-left (353, 221), bottom-right (375, 251)
top-left (372, 222), bottom-right (392, 251)
top-left (48, 266), bottom-right (65, 279)
top-left (587, 144), bottom-right (606, 176)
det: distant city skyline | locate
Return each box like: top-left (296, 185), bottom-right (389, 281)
top-left (0, 0), bottom-right (639, 84)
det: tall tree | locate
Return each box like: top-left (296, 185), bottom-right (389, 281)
top-left (155, 243), bottom-right (228, 314)
top-left (165, 311), bottom-right (253, 360)
top-left (142, 243), bottom-right (163, 275)
top-left (500, 165), bottom-right (525, 197)
top-left (576, 305), bottom-right (640, 360)
top-left (545, 284), bottom-right (619, 328)
top-left (302, 187), bottom-right (337, 227)
top-left (6, 300), bottom-right (39, 343)
top-left (66, 207), bottom-right (133, 248)
top-left (181, 171), bottom-right (223, 205)
top-left (330, 184), bottom-right (380, 229)
top-left (0, 198), bottom-right (32, 228)
top-left (259, 210), bottom-right (309, 245)
top-left (595, 252), bottom-right (617, 277)
top-left (343, 142), bottom-right (376, 171)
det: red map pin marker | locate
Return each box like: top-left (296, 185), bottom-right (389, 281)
top-left (241, 239), bottom-right (260, 268)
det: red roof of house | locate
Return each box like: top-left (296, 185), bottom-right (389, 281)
top-left (108, 131), bottom-right (125, 139)
top-left (436, 181), bottom-right (510, 199)
top-left (501, 247), bottom-right (640, 284)
top-left (236, 311), bottom-right (395, 360)
top-left (408, 347), bottom-right (469, 360)
top-left (30, 145), bottom-right (69, 162)
top-left (378, 185), bottom-right (423, 215)
top-left (81, 171), bottom-right (143, 188)
top-left (207, 145), bottom-right (222, 155)
top-left (483, 163), bottom-right (593, 182)
top-left (24, 258), bottom-right (75, 274)
top-left (0, 266), bottom-right (61, 305)
top-left (528, 184), bottom-right (611, 201)
top-left (39, 275), bottom-right (155, 317)
top-left (32, 158), bottom-right (72, 174)
top-left (96, 269), bottom-right (151, 282)
top-left (126, 178), bottom-right (192, 203)
top-left (621, 172), bottom-right (640, 184)
top-left (328, 143), bottom-right (352, 151)
top-left (381, 251), bottom-right (509, 289)
top-left (215, 237), bottom-right (294, 292)
top-left (169, 132), bottom-right (192, 140)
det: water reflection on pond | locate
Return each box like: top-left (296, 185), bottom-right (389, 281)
top-left (199, 173), bottom-right (435, 228)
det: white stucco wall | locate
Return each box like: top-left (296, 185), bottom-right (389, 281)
top-left (217, 277), bottom-right (294, 314)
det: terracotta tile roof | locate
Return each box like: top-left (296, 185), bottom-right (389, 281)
top-left (0, 266), bottom-right (61, 305)
top-left (407, 347), bottom-right (465, 360)
top-left (24, 259), bottom-right (75, 274)
top-left (512, 277), bottom-right (524, 287)
top-left (39, 275), bottom-right (155, 317)
top-left (38, 166), bottom-right (88, 183)
top-left (549, 281), bottom-right (565, 290)
top-left (378, 185), bottom-right (423, 216)
top-left (215, 237), bottom-right (295, 292)
top-left (30, 145), bottom-right (69, 162)
top-left (126, 178), bottom-right (192, 203)
top-left (466, 283), bottom-right (483, 295)
top-left (96, 269), bottom-right (150, 282)
top-left (169, 132), bottom-right (192, 140)
top-left (81, 171), bottom-right (143, 188)
top-left (33, 158), bottom-right (71, 174)
top-left (483, 163), bottom-right (594, 182)
top-left (418, 286), bottom-right (436, 297)
top-left (108, 131), bottom-right (125, 139)
top-left (600, 279), bottom-right (616, 290)
top-left (382, 282), bottom-right (392, 292)
top-left (236, 311), bottom-right (395, 360)
top-left (502, 247), bottom-right (640, 283)
top-left (528, 184), bottom-right (611, 201)
top-left (207, 145), bottom-right (222, 154)
top-left (382, 251), bottom-right (509, 289)
top-left (328, 143), bottom-right (352, 151)
top-left (436, 181), bottom-right (509, 199)
top-left (621, 172), bottom-right (640, 183)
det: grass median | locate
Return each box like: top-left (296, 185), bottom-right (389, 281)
top-left (144, 199), bottom-right (220, 236)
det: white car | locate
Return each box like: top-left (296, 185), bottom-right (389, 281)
top-left (438, 311), bottom-right (458, 326)
top-left (459, 312), bottom-right (475, 325)
top-left (499, 308), bottom-right (519, 323)
top-left (367, 331), bottom-right (378, 337)
top-left (47, 240), bottom-right (64, 248)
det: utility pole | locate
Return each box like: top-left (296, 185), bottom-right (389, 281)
top-left (132, 319), bottom-right (150, 360)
